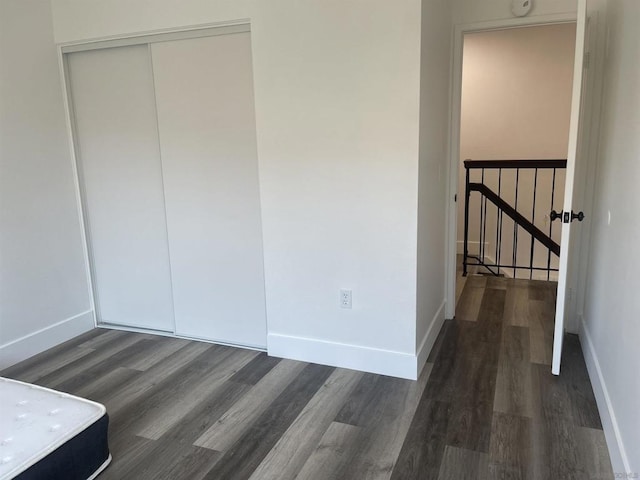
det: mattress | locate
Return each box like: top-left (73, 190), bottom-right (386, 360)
top-left (0, 377), bottom-right (111, 480)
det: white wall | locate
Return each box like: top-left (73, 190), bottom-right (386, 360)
top-left (0, 0), bottom-right (92, 368)
top-left (580, 0), bottom-right (640, 473)
top-left (251, 1), bottom-right (421, 375)
top-left (453, 0), bottom-right (576, 24)
top-left (51, 0), bottom-right (426, 379)
top-left (50, 0), bottom-right (251, 44)
top-left (458, 24), bottom-right (575, 279)
top-left (416, 0), bottom-right (452, 370)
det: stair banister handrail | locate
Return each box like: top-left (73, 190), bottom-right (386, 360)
top-left (463, 158), bottom-right (567, 278)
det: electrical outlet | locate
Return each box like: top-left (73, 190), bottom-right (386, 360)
top-left (340, 289), bottom-right (352, 309)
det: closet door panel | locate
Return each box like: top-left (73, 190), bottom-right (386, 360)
top-left (152, 33), bottom-right (266, 347)
top-left (68, 45), bottom-right (174, 331)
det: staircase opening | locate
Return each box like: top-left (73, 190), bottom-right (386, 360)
top-left (462, 158), bottom-right (566, 280)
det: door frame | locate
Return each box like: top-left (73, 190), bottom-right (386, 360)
top-left (444, 12), bottom-right (579, 321)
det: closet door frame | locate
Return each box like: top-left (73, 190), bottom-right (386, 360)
top-left (57, 21), bottom-right (262, 345)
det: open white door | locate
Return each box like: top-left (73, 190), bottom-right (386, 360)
top-left (552, 0), bottom-right (588, 375)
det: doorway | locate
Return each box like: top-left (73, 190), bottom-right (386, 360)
top-left (455, 23), bottom-right (576, 309)
top-left (445, 8), bottom-right (591, 375)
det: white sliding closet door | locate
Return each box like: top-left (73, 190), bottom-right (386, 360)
top-left (151, 32), bottom-right (267, 348)
top-left (68, 45), bottom-right (175, 332)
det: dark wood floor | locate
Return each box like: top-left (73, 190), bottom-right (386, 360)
top-left (1, 277), bottom-right (612, 480)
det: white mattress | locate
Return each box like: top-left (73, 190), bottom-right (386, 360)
top-left (0, 377), bottom-right (108, 480)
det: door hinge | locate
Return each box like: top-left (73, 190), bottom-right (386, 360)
top-left (454, 194), bottom-right (457, 202)
top-left (584, 51), bottom-right (591, 70)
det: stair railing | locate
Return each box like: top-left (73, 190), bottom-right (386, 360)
top-left (463, 159), bottom-right (567, 280)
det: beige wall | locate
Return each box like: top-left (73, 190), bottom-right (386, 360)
top-left (457, 23), bottom-right (576, 279)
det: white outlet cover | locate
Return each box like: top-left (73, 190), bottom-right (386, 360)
top-left (512, 0), bottom-right (532, 17)
top-left (340, 289), bottom-right (352, 309)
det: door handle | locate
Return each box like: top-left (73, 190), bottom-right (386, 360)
top-left (571, 210), bottom-right (585, 222)
top-left (550, 210), bottom-right (585, 223)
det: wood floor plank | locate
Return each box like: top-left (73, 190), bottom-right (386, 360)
top-left (334, 373), bottom-right (413, 427)
top-left (295, 422), bottom-right (362, 480)
top-left (159, 380), bottom-right (251, 446)
top-left (193, 359), bottom-right (307, 451)
top-left (532, 417), bottom-right (583, 480)
top-left (74, 366), bottom-right (143, 401)
top-left (0, 328), bottom-right (108, 380)
top-left (426, 320), bottom-right (500, 407)
top-left (228, 352), bottom-right (281, 385)
top-left (248, 368), bottom-right (362, 480)
top-left (527, 280), bottom-right (556, 301)
top-left (489, 412), bottom-right (531, 474)
top-left (487, 462), bottom-right (525, 480)
top-left (528, 300), bottom-right (553, 365)
top-left (0, 328), bottom-right (103, 379)
top-left (477, 287), bottom-right (507, 324)
top-left (330, 364), bottom-right (433, 480)
top-left (3, 346), bottom-right (96, 384)
top-left (99, 435), bottom-right (155, 480)
top-left (574, 426), bottom-right (614, 480)
top-left (134, 347), bottom-right (257, 440)
top-left (466, 274), bottom-right (489, 288)
top-left (493, 326), bottom-right (533, 417)
top-left (390, 399), bottom-right (452, 480)
top-left (422, 322), bottom-right (461, 402)
top-left (561, 335), bottom-right (603, 429)
top-left (113, 439), bottom-right (223, 480)
top-left (202, 363), bottom-right (335, 480)
top-left (456, 274), bottom-right (468, 307)
top-left (502, 284), bottom-right (531, 328)
top-left (493, 356), bottom-right (532, 418)
top-left (107, 345), bottom-right (240, 441)
top-left (530, 363), bottom-right (583, 480)
top-left (103, 341), bottom-right (213, 414)
top-left (77, 328), bottom-right (135, 350)
top-left (124, 336), bottom-right (191, 371)
top-left (500, 325), bottom-right (531, 363)
top-left (438, 446), bottom-right (489, 480)
top-left (455, 275), bottom-right (486, 322)
top-left (32, 333), bottom-right (149, 390)
top-left (445, 400), bottom-right (494, 453)
top-left (53, 338), bottom-right (160, 394)
top-left (531, 362), bottom-right (573, 422)
top-left (445, 347), bottom-right (499, 405)
top-left (427, 319), bottom-right (454, 363)
top-left (486, 275), bottom-right (509, 290)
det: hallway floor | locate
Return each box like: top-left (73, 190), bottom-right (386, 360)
top-left (392, 273), bottom-right (613, 478)
top-left (1, 277), bottom-right (612, 479)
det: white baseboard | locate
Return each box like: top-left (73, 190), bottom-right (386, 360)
top-left (456, 240), bottom-right (489, 255)
top-left (0, 310), bottom-right (94, 370)
top-left (578, 315), bottom-right (630, 474)
top-left (416, 299), bottom-right (446, 377)
top-left (267, 333), bottom-right (419, 380)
